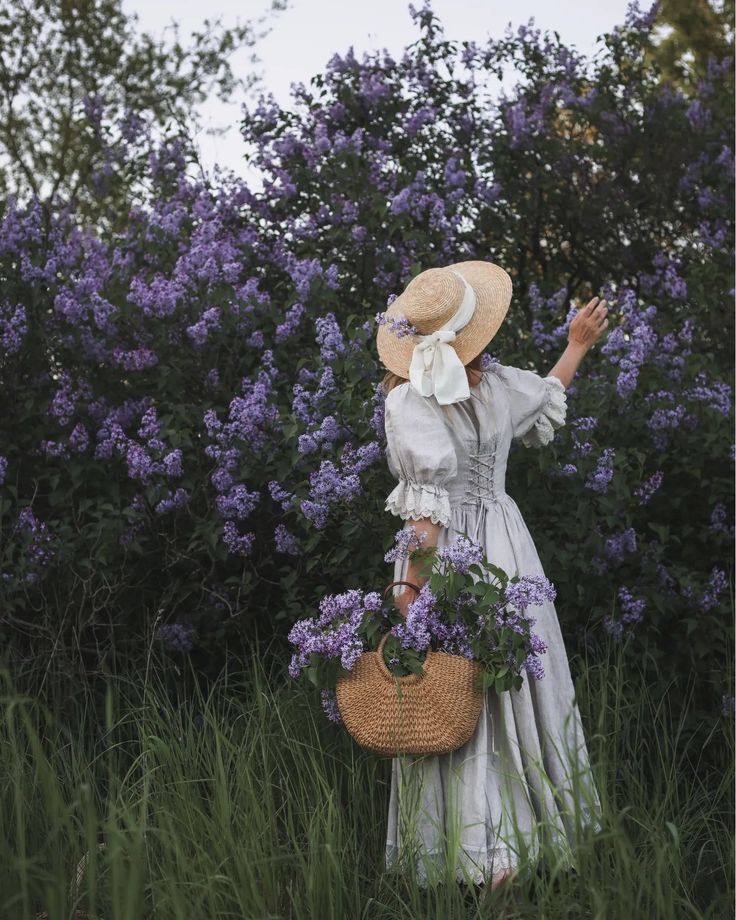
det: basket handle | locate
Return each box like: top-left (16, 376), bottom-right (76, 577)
top-left (377, 580), bottom-right (424, 681)
top-left (382, 580), bottom-right (421, 600)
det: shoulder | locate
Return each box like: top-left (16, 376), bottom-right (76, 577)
top-left (483, 361), bottom-right (557, 390)
top-left (481, 361), bottom-right (527, 394)
top-left (483, 360), bottom-right (532, 380)
top-left (385, 380), bottom-right (440, 414)
top-left (383, 381), bottom-right (449, 429)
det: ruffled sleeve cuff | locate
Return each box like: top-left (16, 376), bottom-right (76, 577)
top-left (519, 375), bottom-right (567, 448)
top-left (385, 478), bottom-right (452, 528)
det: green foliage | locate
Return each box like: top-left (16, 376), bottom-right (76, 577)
top-left (0, 639), bottom-right (731, 916)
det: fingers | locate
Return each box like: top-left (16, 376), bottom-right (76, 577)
top-left (591, 298), bottom-right (608, 322)
top-left (583, 296), bottom-right (609, 316)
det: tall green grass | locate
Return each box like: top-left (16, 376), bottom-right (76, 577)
top-left (0, 633), bottom-right (732, 919)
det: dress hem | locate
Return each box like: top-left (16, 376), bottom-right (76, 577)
top-left (384, 807), bottom-right (603, 888)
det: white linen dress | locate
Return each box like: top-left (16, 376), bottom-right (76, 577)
top-left (382, 361), bottom-right (603, 887)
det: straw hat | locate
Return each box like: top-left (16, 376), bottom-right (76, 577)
top-left (376, 260), bottom-right (513, 380)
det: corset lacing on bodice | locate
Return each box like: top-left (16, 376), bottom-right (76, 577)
top-left (458, 436), bottom-right (506, 504)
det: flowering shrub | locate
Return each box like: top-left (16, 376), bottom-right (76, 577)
top-left (288, 532), bottom-right (550, 723)
top-left (0, 2), bottom-right (732, 725)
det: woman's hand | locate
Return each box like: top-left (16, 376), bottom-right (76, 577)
top-left (568, 296), bottom-right (609, 350)
top-left (548, 296), bottom-right (609, 386)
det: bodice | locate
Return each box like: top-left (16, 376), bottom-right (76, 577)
top-left (383, 364), bottom-right (568, 528)
top-left (447, 435), bottom-right (510, 506)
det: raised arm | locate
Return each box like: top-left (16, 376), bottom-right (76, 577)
top-left (548, 296), bottom-right (609, 388)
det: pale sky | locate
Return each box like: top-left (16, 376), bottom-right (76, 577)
top-left (123, 0), bottom-right (634, 179)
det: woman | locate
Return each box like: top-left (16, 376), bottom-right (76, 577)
top-left (375, 260), bottom-right (608, 893)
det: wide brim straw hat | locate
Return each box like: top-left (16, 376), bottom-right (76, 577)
top-left (377, 260), bottom-right (513, 379)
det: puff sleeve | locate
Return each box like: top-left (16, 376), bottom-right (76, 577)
top-left (383, 384), bottom-right (458, 528)
top-left (494, 363), bottom-right (567, 448)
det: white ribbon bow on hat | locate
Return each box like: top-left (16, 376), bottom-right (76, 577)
top-left (408, 270), bottom-right (477, 405)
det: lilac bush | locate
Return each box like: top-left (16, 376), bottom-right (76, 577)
top-left (0, 2), bottom-right (731, 726)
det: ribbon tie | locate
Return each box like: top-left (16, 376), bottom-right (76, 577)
top-left (408, 271), bottom-right (477, 405)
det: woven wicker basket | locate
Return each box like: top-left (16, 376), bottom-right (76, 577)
top-left (335, 581), bottom-right (484, 757)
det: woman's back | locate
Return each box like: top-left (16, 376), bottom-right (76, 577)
top-left (382, 361), bottom-right (601, 888)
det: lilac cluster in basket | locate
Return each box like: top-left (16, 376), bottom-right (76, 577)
top-left (289, 531), bottom-right (555, 723)
top-left (389, 533), bottom-right (553, 681)
top-left (287, 588), bottom-right (384, 678)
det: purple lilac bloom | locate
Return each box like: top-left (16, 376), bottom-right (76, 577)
top-left (585, 448), bottom-right (616, 493)
top-left (572, 437), bottom-right (594, 458)
top-left (274, 524), bottom-right (300, 555)
top-left (215, 485), bottom-right (260, 521)
top-left (222, 522), bottom-right (256, 556)
top-left (320, 689), bottom-right (343, 724)
top-left (154, 488), bottom-right (189, 515)
top-left (700, 567), bottom-right (727, 612)
top-left (0, 302), bottom-right (27, 354)
top-left (288, 589), bottom-right (371, 677)
top-left (605, 528), bottom-right (637, 565)
top-left (504, 574), bottom-right (557, 612)
top-left (374, 311), bottom-right (418, 338)
top-left (111, 347), bottom-right (159, 371)
top-left (40, 440), bottom-right (70, 459)
top-left (314, 313), bottom-right (346, 361)
top-left (647, 405), bottom-right (687, 430)
top-left (369, 384), bottom-right (386, 439)
top-left (436, 535), bottom-right (484, 574)
top-left (392, 582), bottom-right (436, 651)
top-left (268, 480), bottom-right (293, 510)
top-left (524, 653), bottom-right (546, 681)
top-left (17, 508), bottom-right (56, 565)
top-left (186, 306), bottom-right (221, 346)
top-left (709, 503), bottom-right (735, 538)
top-left (291, 366), bottom-right (336, 425)
top-left (162, 449), bottom-right (183, 478)
top-left (125, 443), bottom-right (157, 483)
top-left (340, 441), bottom-right (382, 474)
top-left (275, 302), bottom-right (306, 343)
top-left (300, 499), bottom-right (329, 529)
top-left (211, 468), bottom-right (234, 493)
top-left (309, 460), bottom-right (361, 504)
top-left (69, 423), bottom-right (90, 453)
top-left (298, 415), bottom-right (341, 455)
top-left (389, 564), bottom-right (547, 665)
top-left (0, 456), bottom-right (6, 485)
top-left (618, 586), bottom-right (646, 624)
top-left (685, 373), bottom-right (732, 416)
top-left (634, 470), bottom-right (663, 505)
top-left (571, 416), bottom-right (598, 432)
top-left (157, 622), bottom-right (196, 652)
top-left (204, 367), bottom-right (281, 457)
top-left (384, 526), bottom-right (429, 563)
top-left (137, 407), bottom-right (160, 440)
top-left (49, 372), bottom-right (83, 426)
